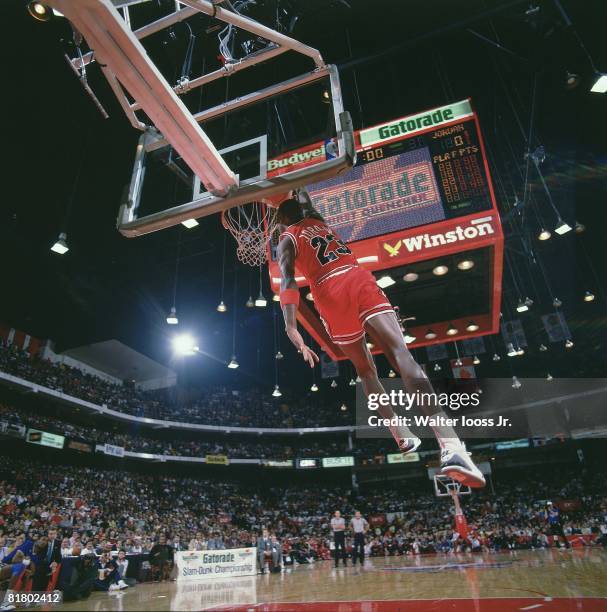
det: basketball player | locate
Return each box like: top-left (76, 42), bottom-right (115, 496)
top-left (276, 191), bottom-right (485, 488)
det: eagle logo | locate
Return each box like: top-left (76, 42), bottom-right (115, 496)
top-left (383, 240), bottom-right (402, 257)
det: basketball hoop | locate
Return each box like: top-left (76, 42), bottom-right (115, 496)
top-left (221, 201), bottom-right (279, 267)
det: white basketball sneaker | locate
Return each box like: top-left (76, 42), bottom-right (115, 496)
top-left (439, 444), bottom-right (485, 488)
top-left (398, 436), bottom-right (422, 455)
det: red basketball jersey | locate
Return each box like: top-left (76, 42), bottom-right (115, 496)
top-left (280, 218), bottom-right (358, 287)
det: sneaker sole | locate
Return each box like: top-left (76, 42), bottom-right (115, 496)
top-left (441, 465), bottom-right (486, 488)
top-left (400, 437), bottom-right (422, 455)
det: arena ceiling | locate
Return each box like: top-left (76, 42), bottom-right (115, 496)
top-left (0, 0), bottom-right (605, 392)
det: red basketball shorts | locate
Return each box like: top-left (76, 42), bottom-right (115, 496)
top-left (312, 266), bottom-right (394, 345)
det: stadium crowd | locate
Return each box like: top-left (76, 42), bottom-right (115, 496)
top-left (0, 343), bottom-right (350, 429)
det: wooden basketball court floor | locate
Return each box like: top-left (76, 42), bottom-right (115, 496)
top-left (56, 548), bottom-right (607, 612)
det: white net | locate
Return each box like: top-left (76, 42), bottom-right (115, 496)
top-left (221, 202), bottom-right (278, 267)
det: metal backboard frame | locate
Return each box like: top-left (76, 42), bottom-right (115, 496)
top-left (48, 0), bottom-right (355, 237)
top-left (433, 474), bottom-right (472, 497)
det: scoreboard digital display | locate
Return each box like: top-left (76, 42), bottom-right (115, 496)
top-left (305, 99), bottom-right (493, 243)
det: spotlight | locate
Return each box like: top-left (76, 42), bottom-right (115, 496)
top-left (349, 378), bottom-right (356, 386)
top-left (275, 351), bottom-right (284, 360)
top-left (473, 355), bottom-right (480, 365)
top-left (403, 271), bottom-right (419, 282)
top-left (492, 353), bottom-right (501, 362)
top-left (457, 260), bottom-right (474, 271)
top-left (564, 71), bottom-right (580, 90)
top-left (546, 373), bottom-right (553, 381)
top-left (565, 338), bottom-right (574, 349)
top-left (516, 299), bottom-right (529, 313)
top-left (404, 334), bottom-right (416, 344)
top-left (524, 297), bottom-right (534, 308)
top-left (181, 218), bottom-right (199, 229)
top-left (306, 292), bottom-right (314, 301)
top-left (331, 379), bottom-right (338, 388)
top-left (539, 344), bottom-right (548, 352)
top-left (454, 358), bottom-right (463, 367)
top-left (172, 334), bottom-right (197, 356)
top-left (366, 342), bottom-right (375, 350)
top-left (166, 307), bottom-right (179, 325)
top-left (50, 232), bottom-right (69, 255)
top-left (590, 73), bottom-right (607, 94)
top-left (217, 301), bottom-right (227, 313)
top-left (340, 403), bottom-right (348, 412)
top-left (434, 363), bottom-right (441, 372)
top-left (446, 324), bottom-right (458, 336)
top-left (553, 297), bottom-right (562, 308)
top-left (575, 221), bottom-right (586, 234)
top-left (321, 89), bottom-right (331, 104)
top-left (272, 385), bottom-right (282, 398)
top-left (273, 293), bottom-right (280, 302)
top-left (255, 292), bottom-right (267, 307)
top-left (507, 343), bottom-right (517, 357)
top-left (516, 347), bottom-right (525, 356)
top-left (310, 383), bottom-right (319, 392)
top-left (377, 275), bottom-right (396, 289)
top-left (538, 228), bottom-right (552, 241)
top-left (425, 329), bottom-right (437, 340)
top-left (433, 265), bottom-right (449, 276)
top-left (584, 291), bottom-right (595, 302)
top-left (227, 356), bottom-right (239, 369)
top-left (512, 376), bottom-right (522, 389)
top-left (355, 375), bottom-right (362, 383)
top-left (388, 369), bottom-right (396, 378)
top-left (27, 2), bottom-right (52, 22)
top-left (245, 296), bottom-right (255, 308)
top-left (466, 321), bottom-right (479, 332)
top-left (554, 218), bottom-right (572, 235)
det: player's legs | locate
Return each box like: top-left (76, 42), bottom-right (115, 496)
top-left (338, 336), bottom-right (419, 453)
top-left (364, 311), bottom-right (485, 488)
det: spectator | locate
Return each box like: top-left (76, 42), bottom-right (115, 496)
top-left (149, 534), bottom-right (173, 582)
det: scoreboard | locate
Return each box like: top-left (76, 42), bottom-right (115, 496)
top-left (305, 99), bottom-right (494, 244)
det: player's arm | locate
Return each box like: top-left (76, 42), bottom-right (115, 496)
top-left (278, 237), bottom-right (319, 368)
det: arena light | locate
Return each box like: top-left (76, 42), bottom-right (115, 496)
top-left (492, 353), bottom-right (501, 361)
top-left (575, 221), bottom-right (586, 234)
top-left (466, 321), bottom-right (479, 332)
top-left (507, 343), bottom-right (517, 357)
top-left (181, 218), bottom-right (199, 229)
top-left (340, 403), bottom-right (348, 411)
top-left (272, 385), bottom-right (282, 398)
top-left (516, 299), bottom-right (529, 313)
top-left (516, 347), bottom-right (525, 356)
top-left (446, 323), bottom-right (458, 336)
top-left (275, 351), bottom-right (284, 360)
top-left (454, 358), bottom-right (463, 367)
top-left (331, 379), bottom-right (338, 388)
top-left (538, 227), bottom-right (552, 241)
top-left (27, 2), bottom-right (52, 21)
top-left (553, 297), bottom-right (562, 308)
top-left (366, 341), bottom-right (374, 350)
top-left (388, 369), bottom-right (396, 378)
top-left (349, 378), bottom-right (356, 386)
top-left (50, 232), bottom-right (69, 255)
top-left (584, 291), bottom-right (595, 302)
top-left (227, 356), bottom-right (239, 369)
top-left (511, 376), bottom-right (522, 389)
top-left (539, 343), bottom-right (548, 352)
top-left (554, 217), bottom-right (572, 235)
top-left (434, 363), bottom-right (441, 372)
top-left (273, 293), bottom-right (280, 302)
top-left (565, 338), bottom-right (574, 349)
top-left (457, 260), bottom-right (474, 271)
top-left (404, 333), bottom-right (416, 344)
top-left (590, 73), bottom-right (607, 93)
top-left (473, 355), bottom-right (480, 365)
top-left (403, 271), bottom-right (418, 282)
top-left (546, 373), bottom-right (553, 381)
top-left (310, 383), bottom-right (319, 392)
top-left (217, 300), bottom-right (227, 313)
top-left (166, 307), bottom-right (179, 325)
top-left (377, 275), bottom-right (396, 289)
top-left (306, 292), bottom-right (314, 301)
top-left (172, 334), bottom-right (198, 356)
top-left (433, 265), bottom-right (449, 276)
top-left (255, 292), bottom-right (267, 307)
top-left (245, 296), bottom-right (255, 308)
